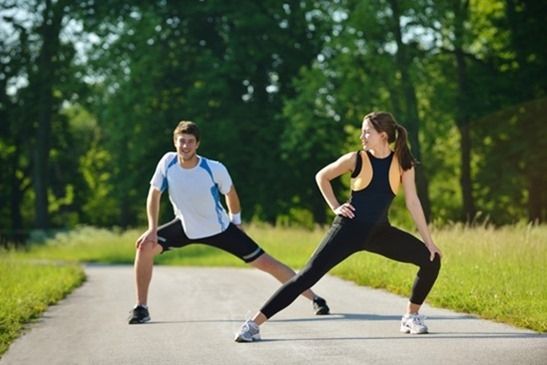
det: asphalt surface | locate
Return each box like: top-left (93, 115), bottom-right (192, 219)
top-left (1, 265), bottom-right (545, 365)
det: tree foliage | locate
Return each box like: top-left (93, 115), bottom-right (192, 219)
top-left (1, 0), bottom-right (545, 235)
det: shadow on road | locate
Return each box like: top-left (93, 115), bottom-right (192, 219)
top-left (138, 312), bottom-right (546, 342)
top-left (253, 332), bottom-right (547, 343)
top-left (269, 312), bottom-right (477, 322)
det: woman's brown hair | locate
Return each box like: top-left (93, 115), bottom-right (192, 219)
top-left (363, 111), bottom-right (417, 171)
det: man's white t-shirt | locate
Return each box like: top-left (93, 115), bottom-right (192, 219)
top-left (150, 152), bottom-right (232, 239)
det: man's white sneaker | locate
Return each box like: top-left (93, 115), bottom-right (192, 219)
top-left (234, 319), bottom-right (261, 342)
top-left (400, 313), bottom-right (428, 334)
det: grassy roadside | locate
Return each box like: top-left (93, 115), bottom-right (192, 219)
top-left (262, 223), bottom-right (547, 333)
top-left (329, 224), bottom-right (547, 332)
top-left (18, 223), bottom-right (547, 332)
top-left (0, 255), bottom-right (85, 355)
top-left (1, 223), bottom-right (545, 357)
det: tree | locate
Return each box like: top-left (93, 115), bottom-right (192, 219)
top-left (451, 0), bottom-right (477, 221)
top-left (0, 9), bottom-right (32, 236)
top-left (77, 1), bottom-right (330, 225)
top-left (29, 0), bottom-right (71, 229)
top-left (386, 0), bottom-right (432, 219)
top-left (503, 0), bottom-right (547, 222)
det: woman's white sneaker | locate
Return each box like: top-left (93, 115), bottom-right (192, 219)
top-left (234, 319), bottom-right (261, 342)
top-left (400, 313), bottom-right (428, 334)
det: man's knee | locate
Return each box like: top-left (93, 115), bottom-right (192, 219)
top-left (137, 242), bottom-right (161, 257)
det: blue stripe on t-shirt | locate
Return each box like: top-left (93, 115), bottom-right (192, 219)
top-left (199, 158), bottom-right (227, 230)
top-left (161, 154), bottom-right (178, 192)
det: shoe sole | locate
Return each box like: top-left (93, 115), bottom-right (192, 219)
top-left (128, 316), bottom-right (151, 324)
top-left (315, 307), bottom-right (330, 315)
top-left (400, 326), bottom-right (428, 334)
top-left (234, 334), bottom-right (261, 343)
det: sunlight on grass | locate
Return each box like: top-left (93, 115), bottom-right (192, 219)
top-left (331, 223), bottom-right (547, 332)
top-left (0, 255), bottom-right (84, 355)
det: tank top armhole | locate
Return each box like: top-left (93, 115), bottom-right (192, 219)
top-left (388, 154), bottom-right (402, 195)
top-left (350, 151), bottom-right (362, 178)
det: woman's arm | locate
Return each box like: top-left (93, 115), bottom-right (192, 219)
top-left (315, 152), bottom-right (356, 218)
top-left (401, 167), bottom-right (442, 260)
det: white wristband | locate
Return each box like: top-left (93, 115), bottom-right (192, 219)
top-left (229, 212), bottom-right (241, 225)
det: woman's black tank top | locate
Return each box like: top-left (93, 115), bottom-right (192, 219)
top-left (349, 151), bottom-right (396, 224)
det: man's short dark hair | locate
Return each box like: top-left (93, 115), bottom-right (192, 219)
top-left (173, 121), bottom-right (200, 141)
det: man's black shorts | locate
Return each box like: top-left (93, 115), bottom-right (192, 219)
top-left (156, 219), bottom-right (264, 263)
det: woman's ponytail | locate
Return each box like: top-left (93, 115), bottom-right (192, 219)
top-left (363, 111), bottom-right (417, 171)
top-left (394, 123), bottom-right (417, 171)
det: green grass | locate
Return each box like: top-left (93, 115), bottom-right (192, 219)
top-left (20, 224), bottom-right (324, 268)
top-left (1, 222), bottom-right (545, 357)
top-left (0, 255), bottom-right (85, 355)
top-left (330, 223), bottom-right (547, 332)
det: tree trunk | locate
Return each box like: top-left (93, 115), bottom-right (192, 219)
top-left (505, 0), bottom-right (545, 223)
top-left (527, 173), bottom-right (543, 223)
top-left (453, 0), bottom-right (476, 222)
top-left (523, 99), bottom-right (547, 223)
top-left (10, 143), bottom-right (24, 232)
top-left (456, 121), bottom-right (475, 221)
top-left (388, 0), bottom-right (431, 220)
top-left (120, 197), bottom-right (132, 228)
top-left (32, 0), bottom-right (66, 229)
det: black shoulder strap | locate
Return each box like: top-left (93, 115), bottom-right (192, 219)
top-left (351, 151), bottom-right (362, 178)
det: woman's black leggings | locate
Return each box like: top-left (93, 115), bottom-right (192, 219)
top-left (260, 217), bottom-right (441, 319)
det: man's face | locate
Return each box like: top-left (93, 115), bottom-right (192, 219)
top-left (174, 133), bottom-right (200, 160)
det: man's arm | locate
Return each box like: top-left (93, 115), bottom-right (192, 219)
top-left (136, 186), bottom-right (162, 248)
top-left (146, 186), bottom-right (162, 230)
top-left (224, 185), bottom-right (242, 226)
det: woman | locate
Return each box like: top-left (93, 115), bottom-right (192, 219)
top-left (235, 111), bottom-right (442, 342)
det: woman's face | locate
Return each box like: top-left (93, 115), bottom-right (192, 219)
top-left (360, 119), bottom-right (385, 150)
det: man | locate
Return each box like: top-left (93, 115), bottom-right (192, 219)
top-left (129, 120), bottom-right (329, 324)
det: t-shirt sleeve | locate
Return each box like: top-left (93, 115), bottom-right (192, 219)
top-left (150, 153), bottom-right (175, 192)
top-left (213, 162), bottom-right (233, 195)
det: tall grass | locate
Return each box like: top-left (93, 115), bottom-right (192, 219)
top-left (20, 224), bottom-right (323, 268)
top-left (330, 223), bottom-right (547, 332)
top-left (431, 223), bottom-right (546, 331)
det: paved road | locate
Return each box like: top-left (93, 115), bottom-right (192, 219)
top-left (1, 265), bottom-right (545, 365)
